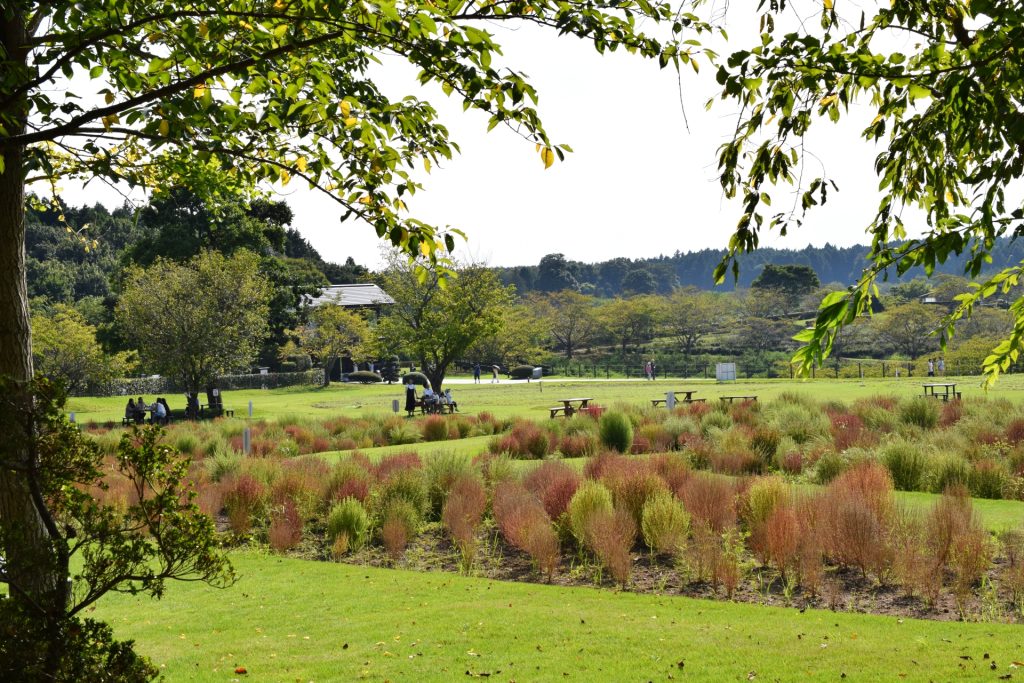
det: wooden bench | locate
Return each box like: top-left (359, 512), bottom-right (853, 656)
top-left (720, 396), bottom-right (758, 404)
top-left (550, 406), bottom-right (570, 418)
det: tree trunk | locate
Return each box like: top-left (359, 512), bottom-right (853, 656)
top-left (0, 6), bottom-right (66, 624)
top-left (322, 358), bottom-right (334, 386)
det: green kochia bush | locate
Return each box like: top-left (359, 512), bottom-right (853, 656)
top-left (567, 480), bottom-right (614, 548)
top-left (928, 453), bottom-right (972, 494)
top-left (641, 492), bottom-right (690, 555)
top-left (327, 498), bottom-right (370, 551)
top-left (598, 411), bottom-right (633, 453)
top-left (880, 441), bottom-right (928, 491)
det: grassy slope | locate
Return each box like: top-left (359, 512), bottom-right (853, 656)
top-left (67, 374), bottom-right (1024, 424)
top-left (93, 552), bottom-right (1022, 682)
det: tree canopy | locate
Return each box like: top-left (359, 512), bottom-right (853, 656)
top-left (116, 250), bottom-right (271, 395)
top-left (704, 0), bottom-right (1024, 382)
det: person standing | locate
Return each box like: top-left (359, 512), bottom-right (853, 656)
top-left (473, 362), bottom-right (481, 383)
top-left (938, 358), bottom-right (945, 376)
top-left (651, 361), bottom-right (657, 381)
top-left (927, 358), bottom-right (935, 377)
top-left (404, 381), bottom-right (418, 417)
top-left (491, 365), bottom-right (500, 383)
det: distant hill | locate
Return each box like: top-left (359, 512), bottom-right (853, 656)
top-left (496, 238), bottom-right (1024, 297)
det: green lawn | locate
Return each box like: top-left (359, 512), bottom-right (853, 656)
top-left (92, 552), bottom-right (1023, 682)
top-left (67, 374), bottom-right (1024, 425)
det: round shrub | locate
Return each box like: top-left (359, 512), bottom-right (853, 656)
top-left (509, 364), bottom-right (536, 379)
top-left (567, 480), bottom-right (614, 548)
top-left (641, 492), bottom-right (690, 555)
top-left (421, 415), bottom-right (451, 442)
top-left (327, 497), bottom-right (370, 552)
top-left (599, 411), bottom-right (633, 453)
top-left (899, 397), bottom-right (938, 429)
top-left (880, 441), bottom-right (927, 491)
top-left (400, 371), bottom-right (431, 388)
top-left (815, 451), bottom-right (848, 485)
top-left (372, 468), bottom-right (428, 522)
top-left (347, 370), bottom-right (382, 384)
top-left (380, 497), bottom-right (420, 558)
top-left (700, 410), bottom-right (733, 435)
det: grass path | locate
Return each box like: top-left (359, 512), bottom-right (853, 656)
top-left (93, 552), bottom-right (1023, 682)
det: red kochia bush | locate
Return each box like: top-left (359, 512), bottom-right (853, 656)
top-left (649, 453), bottom-right (692, 497)
top-left (223, 474), bottom-right (265, 534)
top-left (524, 461), bottom-right (581, 520)
top-left (830, 412), bottom-right (865, 452)
top-left (443, 475), bottom-right (488, 568)
top-left (1006, 418), bottom-right (1024, 445)
top-left (374, 452), bottom-right (423, 481)
top-left (819, 462), bottom-right (895, 578)
top-left (492, 481), bottom-right (559, 577)
top-left (679, 474), bottom-right (737, 533)
top-left (587, 507), bottom-right (636, 586)
top-left (268, 499), bottom-right (303, 551)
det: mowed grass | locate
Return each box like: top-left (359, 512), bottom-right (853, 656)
top-left (66, 373), bottom-right (1024, 424)
top-left (92, 552), bottom-right (1023, 682)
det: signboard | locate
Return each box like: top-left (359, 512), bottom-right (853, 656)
top-left (716, 362), bottom-right (737, 382)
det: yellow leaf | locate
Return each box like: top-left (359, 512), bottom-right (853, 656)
top-left (193, 83), bottom-right (207, 98)
top-left (870, 113), bottom-right (883, 125)
top-left (535, 142), bottom-right (542, 153)
top-left (819, 94), bottom-right (838, 107)
top-left (358, 195), bottom-right (371, 205)
top-left (159, 119), bottom-right (170, 136)
top-left (419, 241), bottom-right (431, 257)
top-left (274, 0), bottom-right (287, 9)
top-left (340, 101), bottom-right (351, 117)
top-left (540, 147), bottom-right (554, 169)
top-left (104, 92), bottom-right (115, 105)
top-left (296, 156), bottom-right (307, 172)
top-left (344, 117), bottom-right (358, 127)
top-left (824, 0), bottom-right (833, 8)
top-left (424, 158), bottom-right (432, 174)
top-left (279, 169), bottom-right (291, 185)
top-left (198, 21), bottom-right (208, 37)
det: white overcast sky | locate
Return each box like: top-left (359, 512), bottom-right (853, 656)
top-left (52, 8), bottom-right (928, 275)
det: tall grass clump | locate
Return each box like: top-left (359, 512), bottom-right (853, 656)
top-left (425, 452), bottom-right (473, 517)
top-left (587, 507), bottom-right (636, 586)
top-left (421, 415), bottom-right (451, 442)
top-left (928, 453), bottom-right (972, 494)
top-left (880, 441), bottom-right (928, 491)
top-left (380, 498), bottom-right (420, 560)
top-left (970, 459), bottom-right (1007, 499)
top-left (268, 499), bottom-right (303, 552)
top-left (222, 474), bottom-right (266, 535)
top-left (492, 481), bottom-right (559, 579)
top-left (372, 468), bottom-right (429, 523)
top-left (598, 411), bottom-right (633, 453)
top-left (899, 397), bottom-right (939, 429)
top-left (327, 497), bottom-right (370, 556)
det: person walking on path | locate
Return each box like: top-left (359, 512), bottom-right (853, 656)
top-left (473, 362), bottom-right (481, 383)
top-left (491, 365), bottom-right (500, 383)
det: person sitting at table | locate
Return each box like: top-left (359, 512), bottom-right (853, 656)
top-left (134, 396), bottom-right (149, 424)
top-left (422, 387), bottom-right (438, 413)
top-left (152, 397), bottom-right (168, 425)
top-left (125, 398), bottom-right (137, 422)
top-left (444, 388), bottom-right (458, 412)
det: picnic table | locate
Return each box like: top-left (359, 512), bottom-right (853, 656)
top-left (922, 383), bottom-right (960, 401)
top-left (550, 398), bottom-right (593, 418)
top-left (720, 395), bottom-right (758, 404)
top-left (651, 390), bottom-right (705, 407)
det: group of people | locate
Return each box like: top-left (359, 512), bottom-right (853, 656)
top-left (643, 360), bottom-right (658, 380)
top-left (927, 357), bottom-right (946, 377)
top-left (404, 382), bottom-right (458, 416)
top-left (124, 396), bottom-right (170, 425)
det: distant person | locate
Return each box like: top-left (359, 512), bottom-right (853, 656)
top-left (491, 365), bottom-right (500, 383)
top-left (473, 362), bottom-right (481, 383)
top-left (651, 361), bottom-right (657, 381)
top-left (404, 381), bottom-right (418, 417)
top-left (125, 398), bottom-right (137, 422)
top-left (927, 358), bottom-right (935, 377)
top-left (158, 397), bottom-right (171, 424)
top-left (938, 358), bottom-right (945, 376)
top-left (422, 386), bottom-right (438, 413)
